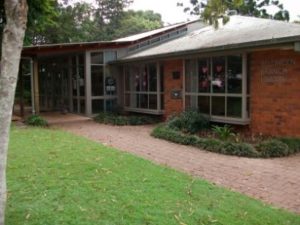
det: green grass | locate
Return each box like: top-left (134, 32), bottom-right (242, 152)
top-left (6, 127), bottom-right (300, 225)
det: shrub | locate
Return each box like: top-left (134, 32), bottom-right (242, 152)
top-left (212, 125), bottom-right (235, 141)
top-left (167, 110), bottom-right (210, 134)
top-left (94, 112), bottom-right (159, 126)
top-left (220, 142), bottom-right (258, 157)
top-left (151, 125), bottom-right (198, 145)
top-left (277, 137), bottom-right (300, 154)
top-left (256, 139), bottom-right (289, 158)
top-left (25, 115), bottom-right (48, 127)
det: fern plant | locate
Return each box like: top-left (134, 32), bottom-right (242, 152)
top-left (212, 125), bottom-right (235, 141)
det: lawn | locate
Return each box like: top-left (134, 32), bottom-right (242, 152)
top-left (6, 126), bottom-right (300, 225)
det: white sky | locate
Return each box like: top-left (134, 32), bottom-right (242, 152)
top-left (76, 0), bottom-right (299, 24)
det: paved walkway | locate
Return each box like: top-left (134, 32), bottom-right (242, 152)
top-left (44, 113), bottom-right (300, 214)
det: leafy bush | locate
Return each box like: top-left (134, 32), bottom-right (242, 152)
top-left (212, 125), bottom-right (235, 141)
top-left (256, 139), bottom-right (289, 158)
top-left (25, 115), bottom-right (48, 127)
top-left (167, 110), bottom-right (210, 134)
top-left (152, 124), bottom-right (297, 158)
top-left (94, 112), bottom-right (159, 126)
top-left (277, 137), bottom-right (300, 154)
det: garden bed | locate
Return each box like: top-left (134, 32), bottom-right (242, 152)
top-left (151, 110), bottom-right (300, 158)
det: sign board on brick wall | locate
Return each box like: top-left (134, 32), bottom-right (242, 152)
top-left (260, 58), bottom-right (295, 83)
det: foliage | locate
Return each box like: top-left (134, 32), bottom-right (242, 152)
top-left (25, 115), bottom-right (48, 127)
top-left (21, 1), bottom-right (163, 45)
top-left (152, 124), bottom-right (300, 158)
top-left (167, 110), bottom-right (210, 134)
top-left (278, 137), bottom-right (300, 154)
top-left (256, 139), bottom-right (289, 158)
top-left (212, 124), bottom-right (235, 141)
top-left (94, 112), bottom-right (159, 126)
top-left (7, 127), bottom-right (300, 224)
top-left (178, 0), bottom-right (290, 28)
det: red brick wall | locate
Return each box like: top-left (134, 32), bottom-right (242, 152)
top-left (163, 59), bottom-right (184, 117)
top-left (250, 49), bottom-right (300, 137)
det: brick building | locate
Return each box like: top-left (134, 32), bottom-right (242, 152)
top-left (21, 16), bottom-right (300, 137)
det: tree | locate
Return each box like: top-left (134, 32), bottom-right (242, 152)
top-left (0, 1), bottom-right (28, 225)
top-left (178, 0), bottom-right (290, 28)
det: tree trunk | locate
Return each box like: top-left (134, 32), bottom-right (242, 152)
top-left (0, 1), bottom-right (28, 224)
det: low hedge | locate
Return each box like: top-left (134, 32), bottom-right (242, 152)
top-left (94, 112), bottom-right (159, 126)
top-left (25, 115), bottom-right (48, 127)
top-left (151, 125), bottom-right (300, 158)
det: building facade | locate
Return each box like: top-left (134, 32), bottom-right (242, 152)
top-left (21, 16), bottom-right (300, 137)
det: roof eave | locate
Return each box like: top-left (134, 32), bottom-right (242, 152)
top-left (112, 35), bottom-right (300, 64)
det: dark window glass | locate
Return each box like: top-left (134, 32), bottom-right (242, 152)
top-left (149, 94), bottom-right (157, 109)
top-left (78, 66), bottom-right (85, 96)
top-left (125, 94), bottom-right (130, 107)
top-left (198, 59), bottom-right (210, 93)
top-left (212, 96), bottom-right (225, 116)
top-left (227, 55), bottom-right (242, 93)
top-left (212, 57), bottom-right (225, 93)
top-left (73, 99), bottom-right (78, 113)
top-left (91, 52), bottom-right (104, 64)
top-left (124, 67), bottom-right (130, 91)
top-left (91, 66), bottom-right (104, 96)
top-left (140, 65), bottom-right (148, 92)
top-left (227, 97), bottom-right (242, 118)
top-left (185, 95), bottom-right (197, 110)
top-left (140, 94), bottom-right (148, 108)
top-left (160, 65), bottom-right (164, 92)
top-left (92, 99), bottom-right (104, 114)
top-left (149, 64), bottom-right (157, 92)
top-left (185, 59), bottom-right (197, 93)
top-left (80, 100), bottom-right (85, 114)
top-left (198, 96), bottom-right (210, 114)
top-left (106, 99), bottom-right (117, 112)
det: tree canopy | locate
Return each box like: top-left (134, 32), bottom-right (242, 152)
top-left (178, 0), bottom-right (290, 28)
top-left (9, 0), bottom-right (163, 45)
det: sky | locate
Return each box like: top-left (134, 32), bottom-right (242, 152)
top-left (75, 0), bottom-right (299, 24)
top-left (127, 0), bottom-right (299, 24)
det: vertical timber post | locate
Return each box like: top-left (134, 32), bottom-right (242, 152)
top-left (33, 58), bottom-right (40, 114)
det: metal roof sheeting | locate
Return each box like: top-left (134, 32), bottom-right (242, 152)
top-left (120, 16), bottom-right (300, 62)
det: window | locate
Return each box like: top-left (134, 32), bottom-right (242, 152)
top-left (124, 62), bottom-right (164, 113)
top-left (185, 54), bottom-right (249, 124)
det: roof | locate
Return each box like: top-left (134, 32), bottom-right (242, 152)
top-left (119, 16), bottom-right (300, 62)
top-left (113, 20), bottom-right (197, 42)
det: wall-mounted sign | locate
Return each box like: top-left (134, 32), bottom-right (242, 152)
top-left (260, 58), bottom-right (295, 83)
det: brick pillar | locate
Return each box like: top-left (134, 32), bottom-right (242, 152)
top-left (163, 59), bottom-right (184, 117)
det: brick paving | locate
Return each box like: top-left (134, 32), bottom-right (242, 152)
top-left (44, 113), bottom-right (300, 214)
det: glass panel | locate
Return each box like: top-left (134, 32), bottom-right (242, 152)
top-left (185, 59), bottom-right (198, 93)
top-left (91, 52), bottom-right (104, 64)
top-left (91, 66), bottom-right (104, 96)
top-left (106, 99), bottom-right (117, 112)
top-left (160, 65), bottom-right (164, 92)
top-left (185, 95), bottom-right (197, 110)
top-left (149, 63), bottom-right (157, 92)
top-left (212, 96), bottom-right (225, 116)
top-left (140, 94), bottom-right (148, 108)
top-left (149, 94), bottom-right (157, 109)
top-left (78, 54), bottom-right (84, 66)
top-left (92, 99), bottom-right (104, 114)
top-left (140, 65), bottom-right (148, 92)
top-left (198, 58), bottom-right (210, 93)
top-left (161, 94), bottom-right (164, 110)
top-left (212, 57), bottom-right (225, 93)
top-left (198, 96), bottom-right (210, 114)
top-left (227, 97), bottom-right (242, 118)
top-left (125, 94), bottom-right (130, 107)
top-left (80, 100), bottom-right (85, 114)
top-left (124, 67), bottom-right (130, 91)
top-left (78, 66), bottom-right (85, 97)
top-left (104, 51), bottom-right (117, 64)
top-left (227, 55), bottom-right (242, 93)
